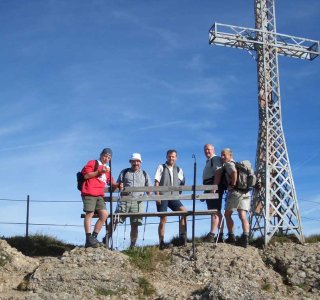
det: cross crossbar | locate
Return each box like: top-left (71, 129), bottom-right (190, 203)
top-left (209, 23), bottom-right (319, 60)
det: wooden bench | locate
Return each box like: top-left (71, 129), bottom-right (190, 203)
top-left (81, 185), bottom-right (218, 233)
top-left (81, 184), bottom-right (219, 257)
top-left (81, 184), bottom-right (218, 216)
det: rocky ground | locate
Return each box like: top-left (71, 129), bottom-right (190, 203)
top-left (0, 239), bottom-right (319, 299)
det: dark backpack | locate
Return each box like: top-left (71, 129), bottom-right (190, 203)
top-left (77, 160), bottom-right (99, 191)
top-left (220, 160), bottom-right (256, 192)
top-left (234, 160), bottom-right (256, 192)
top-left (121, 168), bottom-right (148, 185)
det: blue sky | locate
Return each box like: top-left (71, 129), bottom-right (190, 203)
top-left (1, 0), bottom-right (319, 247)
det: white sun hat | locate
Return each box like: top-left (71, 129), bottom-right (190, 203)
top-left (129, 153), bottom-right (142, 162)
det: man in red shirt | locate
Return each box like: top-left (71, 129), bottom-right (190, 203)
top-left (81, 148), bottom-right (115, 248)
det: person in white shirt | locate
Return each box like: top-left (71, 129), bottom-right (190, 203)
top-left (154, 149), bottom-right (186, 250)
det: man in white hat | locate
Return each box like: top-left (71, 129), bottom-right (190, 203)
top-left (107, 153), bottom-right (151, 248)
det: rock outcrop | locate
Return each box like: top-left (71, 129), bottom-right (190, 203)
top-left (0, 240), bottom-right (39, 299)
top-left (1, 239), bottom-right (319, 299)
top-left (262, 242), bottom-right (320, 295)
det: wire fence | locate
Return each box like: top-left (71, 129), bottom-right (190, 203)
top-left (0, 195), bottom-right (216, 248)
top-left (1, 196), bottom-right (319, 243)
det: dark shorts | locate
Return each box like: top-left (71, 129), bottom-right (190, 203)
top-left (205, 189), bottom-right (224, 211)
top-left (156, 200), bottom-right (183, 212)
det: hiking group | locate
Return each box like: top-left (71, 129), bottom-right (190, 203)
top-left (79, 145), bottom-right (256, 249)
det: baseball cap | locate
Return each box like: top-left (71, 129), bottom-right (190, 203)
top-left (101, 148), bottom-right (113, 157)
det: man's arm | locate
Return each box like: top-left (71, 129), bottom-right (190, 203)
top-left (83, 161), bottom-right (108, 180)
top-left (178, 168), bottom-right (185, 186)
top-left (154, 164), bottom-right (163, 204)
top-left (154, 180), bottom-right (161, 205)
top-left (213, 168), bottom-right (222, 186)
top-left (145, 173), bottom-right (152, 196)
top-left (229, 169), bottom-right (237, 190)
top-left (84, 167), bottom-right (107, 180)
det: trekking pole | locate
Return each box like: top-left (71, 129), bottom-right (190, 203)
top-left (215, 190), bottom-right (225, 247)
top-left (115, 191), bottom-right (121, 250)
top-left (191, 154), bottom-right (197, 260)
top-left (123, 217), bottom-right (127, 247)
top-left (142, 200), bottom-right (149, 249)
top-left (109, 159), bottom-right (114, 250)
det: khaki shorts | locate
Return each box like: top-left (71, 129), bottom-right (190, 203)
top-left (225, 190), bottom-right (250, 211)
top-left (115, 201), bottom-right (143, 225)
top-left (82, 195), bottom-right (106, 212)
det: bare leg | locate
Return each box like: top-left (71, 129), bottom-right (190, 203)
top-left (238, 209), bottom-right (249, 233)
top-left (158, 216), bottom-right (167, 242)
top-left (224, 210), bottom-right (234, 234)
top-left (210, 213), bottom-right (219, 233)
top-left (178, 206), bottom-right (187, 235)
top-left (130, 224), bottom-right (138, 247)
top-left (93, 209), bottom-right (108, 234)
top-left (217, 211), bottom-right (224, 234)
top-left (84, 212), bottom-right (94, 234)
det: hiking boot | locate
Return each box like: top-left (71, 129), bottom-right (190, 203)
top-left (159, 241), bottom-right (173, 250)
top-left (85, 235), bottom-right (99, 248)
top-left (204, 232), bottom-right (215, 243)
top-left (102, 235), bottom-right (109, 248)
top-left (216, 234), bottom-right (224, 243)
top-left (224, 233), bottom-right (236, 244)
top-left (92, 235), bottom-right (105, 247)
top-left (236, 234), bottom-right (249, 248)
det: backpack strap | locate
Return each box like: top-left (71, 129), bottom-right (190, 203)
top-left (142, 170), bottom-right (148, 186)
top-left (94, 160), bottom-right (99, 172)
top-left (121, 168), bottom-right (131, 183)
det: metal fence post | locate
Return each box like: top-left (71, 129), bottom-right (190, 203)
top-left (191, 154), bottom-right (197, 260)
top-left (26, 195), bottom-right (30, 239)
top-left (109, 159), bottom-right (113, 250)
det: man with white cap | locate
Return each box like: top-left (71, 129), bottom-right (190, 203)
top-left (107, 153), bottom-right (151, 248)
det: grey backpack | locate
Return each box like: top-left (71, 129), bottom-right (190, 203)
top-left (235, 160), bottom-right (256, 192)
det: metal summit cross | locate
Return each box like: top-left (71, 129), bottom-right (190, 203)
top-left (209, 0), bottom-right (319, 246)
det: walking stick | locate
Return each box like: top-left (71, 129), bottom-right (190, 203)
top-left (215, 191), bottom-right (226, 247)
top-left (191, 154), bottom-right (197, 260)
top-left (142, 200), bottom-right (149, 249)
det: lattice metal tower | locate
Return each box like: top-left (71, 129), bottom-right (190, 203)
top-left (209, 0), bottom-right (319, 245)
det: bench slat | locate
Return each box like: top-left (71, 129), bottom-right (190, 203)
top-left (80, 209), bottom-right (218, 218)
top-left (105, 184), bottom-right (218, 193)
top-left (104, 193), bottom-right (218, 202)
